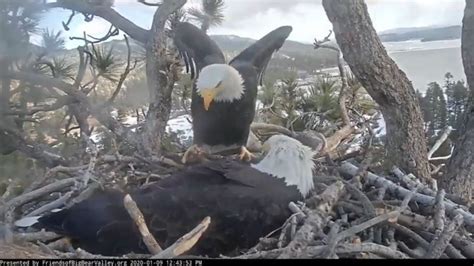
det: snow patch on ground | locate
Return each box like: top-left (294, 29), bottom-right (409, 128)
top-left (375, 115), bottom-right (386, 137)
top-left (122, 116), bottom-right (139, 127)
top-left (89, 113), bottom-right (194, 148)
top-left (342, 112), bottom-right (386, 155)
top-left (166, 115), bottom-right (193, 145)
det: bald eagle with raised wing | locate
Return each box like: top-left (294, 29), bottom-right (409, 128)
top-left (17, 135), bottom-right (315, 257)
top-left (173, 22), bottom-right (292, 162)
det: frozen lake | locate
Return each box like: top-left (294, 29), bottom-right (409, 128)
top-left (387, 39), bottom-right (465, 92)
top-left (321, 39), bottom-right (466, 93)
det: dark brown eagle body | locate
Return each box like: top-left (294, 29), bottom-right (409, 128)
top-left (36, 159), bottom-right (302, 256)
top-left (190, 64), bottom-right (258, 148)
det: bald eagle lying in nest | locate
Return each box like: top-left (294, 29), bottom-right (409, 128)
top-left (16, 135), bottom-right (315, 257)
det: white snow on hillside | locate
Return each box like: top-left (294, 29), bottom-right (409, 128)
top-left (280, 53), bottom-right (295, 60)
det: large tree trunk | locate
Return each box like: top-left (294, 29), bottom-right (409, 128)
top-left (322, 0), bottom-right (431, 180)
top-left (441, 0), bottom-right (474, 206)
top-left (144, 29), bottom-right (173, 155)
top-left (143, 0), bottom-right (185, 155)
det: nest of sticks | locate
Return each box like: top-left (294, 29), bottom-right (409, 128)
top-left (0, 141), bottom-right (473, 260)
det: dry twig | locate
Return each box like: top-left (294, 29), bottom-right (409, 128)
top-left (433, 189), bottom-right (446, 233)
top-left (424, 213), bottom-right (464, 258)
top-left (151, 216), bottom-right (211, 259)
top-left (26, 191), bottom-right (73, 217)
top-left (123, 194), bottom-right (162, 255)
top-left (0, 178), bottom-right (76, 217)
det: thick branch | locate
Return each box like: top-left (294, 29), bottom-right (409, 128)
top-left (7, 71), bottom-right (142, 150)
top-left (339, 162), bottom-right (474, 230)
top-left (142, 0), bottom-right (186, 154)
top-left (323, 124), bottom-right (355, 156)
top-left (388, 223), bottom-right (430, 250)
top-left (0, 118), bottom-right (69, 167)
top-left (424, 214), bottom-right (464, 258)
top-left (26, 191), bottom-right (73, 217)
top-left (279, 181), bottom-right (345, 259)
top-left (335, 243), bottom-right (409, 259)
top-left (46, 1), bottom-right (148, 43)
top-left (15, 230), bottom-right (61, 243)
top-left (0, 178), bottom-right (76, 217)
top-left (5, 96), bottom-right (73, 116)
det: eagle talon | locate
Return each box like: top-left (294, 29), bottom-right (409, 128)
top-left (239, 147), bottom-right (255, 162)
top-left (182, 144), bottom-right (206, 164)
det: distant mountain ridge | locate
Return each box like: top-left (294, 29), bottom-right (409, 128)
top-left (379, 25), bottom-right (461, 42)
top-left (380, 26), bottom-right (440, 35)
top-left (58, 34), bottom-right (339, 78)
top-left (52, 24), bottom-right (460, 81)
top-left (209, 35), bottom-right (338, 70)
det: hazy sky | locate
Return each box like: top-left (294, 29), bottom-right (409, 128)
top-left (38, 0), bottom-right (466, 48)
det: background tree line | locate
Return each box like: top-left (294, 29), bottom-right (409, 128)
top-left (418, 72), bottom-right (469, 139)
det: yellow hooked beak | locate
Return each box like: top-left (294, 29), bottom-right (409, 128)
top-left (202, 89), bottom-right (217, 111)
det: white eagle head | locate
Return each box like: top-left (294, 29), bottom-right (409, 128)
top-left (195, 64), bottom-right (246, 111)
top-left (252, 135), bottom-right (316, 197)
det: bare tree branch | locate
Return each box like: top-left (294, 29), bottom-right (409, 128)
top-left (0, 178), bottom-right (76, 218)
top-left (46, 1), bottom-right (149, 43)
top-left (7, 71), bottom-right (142, 151)
top-left (105, 35), bottom-right (137, 105)
top-left (25, 191), bottom-right (73, 217)
top-left (138, 0), bottom-right (162, 6)
top-left (428, 126), bottom-right (453, 160)
top-left (314, 30), bottom-right (351, 126)
top-left (4, 96), bottom-right (74, 116)
top-left (0, 118), bottom-right (69, 167)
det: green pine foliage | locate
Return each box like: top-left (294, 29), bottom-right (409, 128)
top-left (423, 82), bottom-right (447, 134)
top-left (91, 44), bottom-right (122, 82)
top-left (302, 76), bottom-right (340, 120)
top-left (188, 0), bottom-right (225, 32)
top-left (257, 72), bottom-right (377, 132)
top-left (417, 73), bottom-right (470, 159)
top-left (419, 73), bottom-right (470, 139)
top-left (444, 72), bottom-right (469, 130)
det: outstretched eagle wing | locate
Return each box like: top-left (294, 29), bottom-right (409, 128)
top-left (229, 26), bottom-right (292, 86)
top-left (173, 22), bottom-right (226, 79)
